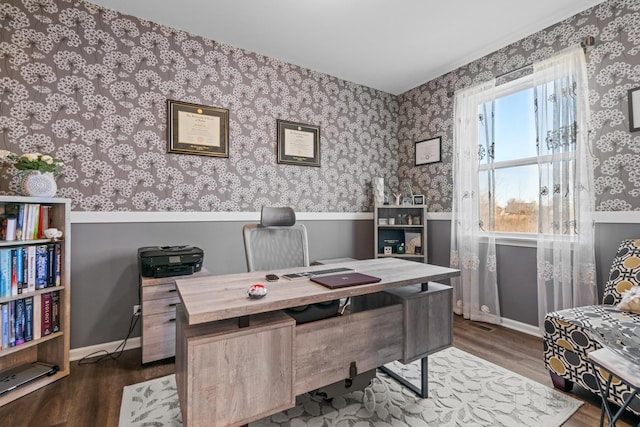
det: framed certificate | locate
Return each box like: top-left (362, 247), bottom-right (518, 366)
top-left (277, 120), bottom-right (320, 167)
top-left (167, 99), bottom-right (229, 157)
top-left (415, 136), bottom-right (442, 166)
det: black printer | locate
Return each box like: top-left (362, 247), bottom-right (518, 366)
top-left (138, 245), bottom-right (204, 278)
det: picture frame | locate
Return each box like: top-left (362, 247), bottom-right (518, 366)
top-left (167, 99), bottom-right (229, 157)
top-left (277, 119), bottom-right (320, 167)
top-left (629, 87), bottom-right (640, 132)
top-left (413, 195), bottom-right (425, 205)
top-left (415, 136), bottom-right (442, 165)
top-left (404, 231), bottom-right (421, 255)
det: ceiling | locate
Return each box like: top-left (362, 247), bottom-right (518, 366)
top-left (87, 0), bottom-right (605, 95)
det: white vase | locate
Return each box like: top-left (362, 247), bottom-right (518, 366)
top-left (373, 177), bottom-right (385, 206)
top-left (21, 171), bottom-right (57, 197)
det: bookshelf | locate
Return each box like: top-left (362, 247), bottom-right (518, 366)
top-left (374, 205), bottom-right (427, 262)
top-left (0, 196), bottom-right (70, 407)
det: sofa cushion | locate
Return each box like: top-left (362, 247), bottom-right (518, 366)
top-left (545, 305), bottom-right (640, 361)
top-left (602, 239), bottom-right (640, 305)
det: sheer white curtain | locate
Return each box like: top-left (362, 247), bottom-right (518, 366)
top-left (534, 46), bottom-right (597, 326)
top-left (450, 80), bottom-right (501, 324)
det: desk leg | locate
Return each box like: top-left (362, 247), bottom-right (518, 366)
top-left (590, 360), bottom-right (640, 427)
top-left (379, 282), bottom-right (432, 399)
top-left (379, 356), bottom-right (429, 399)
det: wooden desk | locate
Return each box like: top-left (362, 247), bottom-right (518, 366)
top-left (175, 258), bottom-right (459, 427)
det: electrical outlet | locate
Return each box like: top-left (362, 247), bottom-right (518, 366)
top-left (133, 304), bottom-right (141, 316)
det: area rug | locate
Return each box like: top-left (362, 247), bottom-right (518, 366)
top-left (119, 347), bottom-right (582, 426)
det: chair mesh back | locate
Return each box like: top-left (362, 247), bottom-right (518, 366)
top-left (243, 223), bottom-right (309, 272)
top-left (603, 239), bottom-right (640, 304)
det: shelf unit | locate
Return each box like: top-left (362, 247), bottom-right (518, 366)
top-left (0, 196), bottom-right (70, 407)
top-left (374, 205), bottom-right (427, 262)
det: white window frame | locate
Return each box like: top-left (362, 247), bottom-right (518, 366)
top-left (476, 73), bottom-right (577, 244)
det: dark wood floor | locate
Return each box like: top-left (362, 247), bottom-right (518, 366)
top-left (0, 316), bottom-right (638, 426)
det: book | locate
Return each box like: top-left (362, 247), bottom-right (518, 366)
top-left (8, 300), bottom-right (15, 346)
top-left (0, 303), bottom-right (8, 349)
top-left (24, 205), bottom-right (33, 240)
top-left (0, 249), bottom-right (10, 298)
top-left (15, 204), bottom-right (25, 240)
top-left (27, 245), bottom-right (36, 293)
top-left (51, 291), bottom-right (60, 333)
top-left (24, 296), bottom-right (33, 342)
top-left (14, 298), bottom-right (25, 345)
top-left (41, 292), bottom-right (52, 336)
top-left (32, 204), bottom-right (40, 240)
top-left (52, 242), bottom-right (61, 286)
top-left (38, 206), bottom-right (51, 239)
top-left (15, 246), bottom-right (24, 293)
top-left (33, 294), bottom-right (41, 340)
top-left (10, 248), bottom-right (17, 296)
top-left (34, 244), bottom-right (48, 290)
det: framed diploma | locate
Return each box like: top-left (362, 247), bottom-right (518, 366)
top-left (415, 136), bottom-right (442, 166)
top-left (277, 119), bottom-right (320, 167)
top-left (167, 99), bottom-right (229, 157)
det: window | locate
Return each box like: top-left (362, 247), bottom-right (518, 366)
top-left (477, 76), bottom-right (576, 234)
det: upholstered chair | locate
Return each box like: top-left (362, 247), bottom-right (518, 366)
top-left (543, 238), bottom-right (640, 415)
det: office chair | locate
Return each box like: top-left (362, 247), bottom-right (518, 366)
top-left (242, 206), bottom-right (340, 324)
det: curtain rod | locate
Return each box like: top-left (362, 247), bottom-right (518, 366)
top-left (448, 37), bottom-right (596, 96)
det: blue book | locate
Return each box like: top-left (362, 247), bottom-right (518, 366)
top-left (34, 245), bottom-right (48, 290)
top-left (15, 247), bottom-right (24, 293)
top-left (14, 298), bottom-right (25, 346)
top-left (24, 296), bottom-right (33, 342)
top-left (8, 301), bottom-right (15, 347)
top-left (0, 249), bottom-right (10, 298)
top-left (1, 303), bottom-right (8, 349)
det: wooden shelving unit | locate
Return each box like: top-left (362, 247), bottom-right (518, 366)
top-left (0, 196), bottom-right (70, 407)
top-left (374, 205), bottom-right (427, 262)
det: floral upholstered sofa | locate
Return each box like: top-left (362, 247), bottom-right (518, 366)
top-left (543, 238), bottom-right (640, 415)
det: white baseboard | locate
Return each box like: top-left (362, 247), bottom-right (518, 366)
top-left (70, 336), bottom-right (141, 362)
top-left (499, 317), bottom-right (541, 338)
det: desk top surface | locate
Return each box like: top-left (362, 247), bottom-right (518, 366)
top-left (175, 258), bottom-right (459, 325)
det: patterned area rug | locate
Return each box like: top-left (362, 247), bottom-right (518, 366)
top-left (119, 347), bottom-right (582, 426)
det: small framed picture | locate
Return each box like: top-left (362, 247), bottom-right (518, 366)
top-left (277, 119), bottom-right (321, 166)
top-left (415, 136), bottom-right (441, 165)
top-left (413, 195), bottom-right (425, 205)
top-left (629, 87), bottom-right (640, 132)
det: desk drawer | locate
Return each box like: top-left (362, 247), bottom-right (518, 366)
top-left (143, 282), bottom-right (177, 301)
top-left (143, 295), bottom-right (180, 316)
top-left (142, 311), bottom-right (177, 363)
top-left (294, 304), bottom-right (403, 395)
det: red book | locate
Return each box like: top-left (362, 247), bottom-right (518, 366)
top-left (51, 291), bottom-right (59, 333)
top-left (41, 292), bottom-right (52, 336)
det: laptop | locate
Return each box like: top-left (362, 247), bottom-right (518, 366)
top-left (310, 272), bottom-right (381, 289)
top-left (0, 362), bottom-right (58, 396)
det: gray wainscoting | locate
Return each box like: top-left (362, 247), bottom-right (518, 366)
top-left (70, 219), bottom-right (638, 350)
top-left (70, 219), bottom-right (373, 349)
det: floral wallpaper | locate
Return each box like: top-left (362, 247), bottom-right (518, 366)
top-left (0, 0), bottom-right (399, 212)
top-left (397, 0), bottom-right (640, 212)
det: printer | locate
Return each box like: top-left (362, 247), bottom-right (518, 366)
top-left (138, 245), bottom-right (204, 278)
